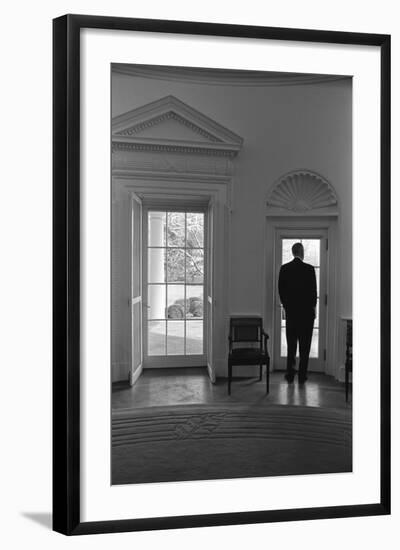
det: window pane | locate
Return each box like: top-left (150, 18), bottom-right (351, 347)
top-left (314, 267), bottom-right (320, 296)
top-left (303, 239), bottom-right (320, 266)
top-left (167, 321), bottom-right (185, 355)
top-left (186, 321), bottom-right (203, 354)
top-left (281, 327), bottom-right (295, 357)
top-left (148, 211), bottom-right (166, 247)
top-left (132, 200), bottom-right (141, 297)
top-left (186, 286), bottom-right (203, 318)
top-left (282, 239), bottom-right (298, 264)
top-left (281, 238), bottom-right (320, 266)
top-left (132, 301), bottom-right (141, 367)
top-left (148, 248), bottom-right (166, 283)
top-left (310, 329), bottom-right (319, 358)
top-left (187, 213), bottom-right (204, 248)
top-left (167, 212), bottom-right (185, 247)
top-left (167, 285), bottom-right (185, 318)
top-left (148, 285), bottom-right (166, 319)
top-left (147, 210), bottom-right (206, 358)
top-left (281, 327), bottom-right (319, 358)
top-left (148, 321), bottom-right (166, 355)
top-left (186, 249), bottom-right (204, 283)
top-left (281, 306), bottom-right (286, 325)
top-left (281, 327), bottom-right (300, 358)
top-left (166, 248), bottom-right (185, 282)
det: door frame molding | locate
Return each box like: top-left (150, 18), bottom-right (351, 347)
top-left (113, 174), bottom-right (232, 381)
top-left (264, 215), bottom-right (339, 378)
top-left (273, 227), bottom-right (328, 373)
top-left (130, 192), bottom-right (143, 383)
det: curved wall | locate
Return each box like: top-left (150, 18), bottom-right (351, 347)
top-left (112, 69), bottom-right (352, 379)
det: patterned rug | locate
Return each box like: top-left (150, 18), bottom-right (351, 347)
top-left (112, 403), bottom-right (352, 485)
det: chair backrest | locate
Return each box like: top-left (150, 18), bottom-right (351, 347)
top-left (230, 317), bottom-right (262, 344)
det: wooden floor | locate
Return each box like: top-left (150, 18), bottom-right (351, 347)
top-left (112, 367), bottom-right (351, 410)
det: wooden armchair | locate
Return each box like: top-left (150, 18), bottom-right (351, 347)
top-left (228, 316), bottom-right (270, 395)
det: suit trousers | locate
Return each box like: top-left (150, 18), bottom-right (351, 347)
top-left (285, 313), bottom-right (315, 379)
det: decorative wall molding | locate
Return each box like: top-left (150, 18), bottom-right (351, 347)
top-left (112, 64), bottom-right (349, 87)
top-left (112, 149), bottom-right (234, 176)
top-left (112, 95), bottom-right (244, 158)
top-left (116, 111), bottom-right (222, 142)
top-left (111, 97), bottom-right (242, 380)
top-left (112, 140), bottom-right (238, 157)
top-left (113, 171), bottom-right (232, 185)
top-left (113, 176), bottom-right (233, 210)
top-left (266, 170), bottom-right (338, 215)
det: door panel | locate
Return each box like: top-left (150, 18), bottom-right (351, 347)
top-left (206, 199), bottom-right (214, 378)
top-left (274, 230), bottom-right (327, 372)
top-left (131, 195), bottom-right (142, 376)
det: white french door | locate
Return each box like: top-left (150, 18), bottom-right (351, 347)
top-left (143, 207), bottom-right (207, 368)
top-left (274, 229), bottom-right (328, 372)
top-left (131, 194), bottom-right (143, 378)
top-left (206, 199), bottom-right (215, 379)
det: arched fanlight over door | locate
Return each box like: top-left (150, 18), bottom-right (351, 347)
top-left (266, 170), bottom-right (338, 215)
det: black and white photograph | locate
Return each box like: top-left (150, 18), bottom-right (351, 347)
top-left (110, 63), bottom-right (353, 485)
top-left (1, 0), bottom-right (396, 544)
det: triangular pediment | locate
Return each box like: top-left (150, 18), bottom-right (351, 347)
top-left (112, 96), bottom-right (243, 157)
top-left (116, 113), bottom-right (215, 143)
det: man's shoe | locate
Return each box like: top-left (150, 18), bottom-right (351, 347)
top-left (298, 376), bottom-right (308, 385)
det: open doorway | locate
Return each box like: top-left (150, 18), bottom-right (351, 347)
top-left (143, 208), bottom-right (207, 368)
top-left (273, 229), bottom-right (328, 372)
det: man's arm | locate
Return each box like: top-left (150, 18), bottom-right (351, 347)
top-left (310, 265), bottom-right (317, 308)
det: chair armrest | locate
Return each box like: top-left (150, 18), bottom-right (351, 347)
top-left (262, 330), bottom-right (270, 356)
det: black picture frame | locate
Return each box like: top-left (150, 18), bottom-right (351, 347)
top-left (53, 14), bottom-right (391, 535)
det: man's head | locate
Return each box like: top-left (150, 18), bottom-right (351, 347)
top-left (292, 242), bottom-right (304, 260)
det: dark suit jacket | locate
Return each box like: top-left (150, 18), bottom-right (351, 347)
top-left (278, 257), bottom-right (317, 319)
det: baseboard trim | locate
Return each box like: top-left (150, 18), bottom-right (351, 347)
top-left (112, 362), bottom-right (130, 383)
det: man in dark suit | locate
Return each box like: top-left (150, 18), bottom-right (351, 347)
top-left (278, 242), bottom-right (317, 384)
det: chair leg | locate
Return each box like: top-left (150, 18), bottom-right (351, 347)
top-left (266, 358), bottom-right (270, 394)
top-left (228, 362), bottom-right (232, 395)
top-left (345, 365), bottom-right (349, 402)
top-left (259, 363), bottom-right (262, 381)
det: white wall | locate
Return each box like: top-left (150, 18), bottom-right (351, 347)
top-left (112, 72), bottom-right (352, 378)
top-left (2, 1), bottom-right (399, 549)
